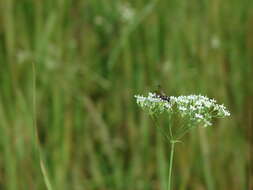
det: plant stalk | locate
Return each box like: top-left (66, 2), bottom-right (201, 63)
top-left (168, 141), bottom-right (175, 190)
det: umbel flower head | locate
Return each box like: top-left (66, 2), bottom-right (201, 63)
top-left (135, 92), bottom-right (230, 127)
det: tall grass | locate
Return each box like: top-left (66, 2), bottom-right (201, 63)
top-left (0, 0), bottom-right (252, 189)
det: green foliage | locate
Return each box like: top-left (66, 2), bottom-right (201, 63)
top-left (0, 0), bottom-right (252, 189)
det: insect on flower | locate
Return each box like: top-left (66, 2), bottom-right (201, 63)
top-left (154, 85), bottom-right (171, 102)
top-left (134, 91), bottom-right (230, 190)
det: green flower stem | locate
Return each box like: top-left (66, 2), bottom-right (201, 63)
top-left (168, 141), bottom-right (176, 190)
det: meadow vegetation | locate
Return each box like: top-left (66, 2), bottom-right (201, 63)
top-left (0, 0), bottom-right (252, 189)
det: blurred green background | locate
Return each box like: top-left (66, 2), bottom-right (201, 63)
top-left (0, 0), bottom-right (252, 189)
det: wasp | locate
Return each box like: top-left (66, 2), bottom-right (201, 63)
top-left (154, 85), bottom-right (170, 102)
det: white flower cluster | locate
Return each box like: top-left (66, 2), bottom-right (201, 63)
top-left (135, 92), bottom-right (172, 115)
top-left (118, 3), bottom-right (135, 22)
top-left (135, 93), bottom-right (230, 127)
